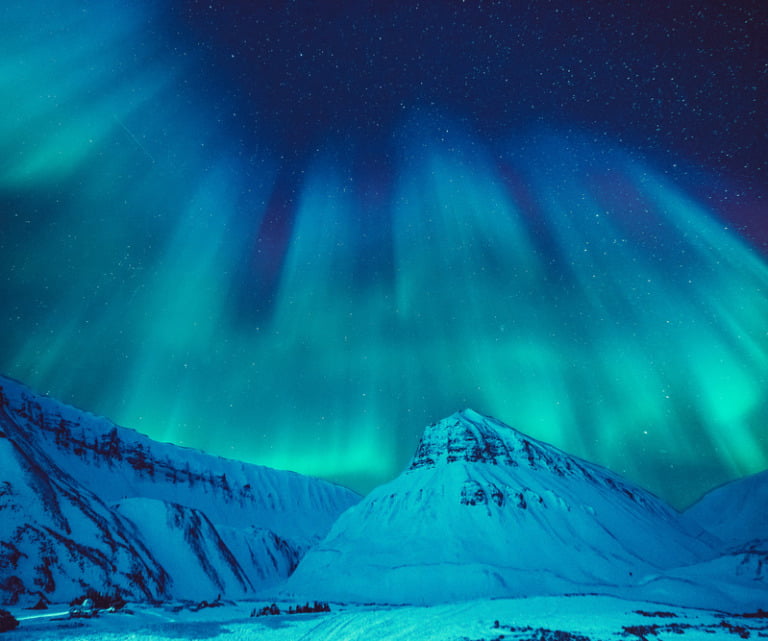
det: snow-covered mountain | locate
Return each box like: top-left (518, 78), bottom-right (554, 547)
top-left (5, 380), bottom-right (762, 612)
top-left (675, 469), bottom-right (768, 588)
top-left (0, 375), bottom-right (359, 605)
top-left (684, 469), bottom-right (768, 547)
top-left (284, 409), bottom-right (741, 606)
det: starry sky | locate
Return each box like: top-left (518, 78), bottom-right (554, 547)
top-left (1, 0), bottom-right (767, 508)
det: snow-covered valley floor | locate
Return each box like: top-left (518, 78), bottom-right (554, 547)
top-left (7, 595), bottom-right (766, 641)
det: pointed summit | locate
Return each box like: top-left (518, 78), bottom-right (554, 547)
top-left (410, 408), bottom-right (524, 468)
top-left (411, 408), bottom-right (589, 478)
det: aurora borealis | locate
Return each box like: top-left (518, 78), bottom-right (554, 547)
top-left (1, 1), bottom-right (766, 508)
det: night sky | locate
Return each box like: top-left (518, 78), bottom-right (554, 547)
top-left (1, 0), bottom-right (767, 508)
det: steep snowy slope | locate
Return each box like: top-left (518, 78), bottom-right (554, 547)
top-left (685, 469), bottom-right (768, 547)
top-left (114, 498), bottom-right (255, 600)
top-left (0, 404), bottom-right (171, 604)
top-left (285, 409), bottom-right (720, 605)
top-left (0, 375), bottom-right (359, 604)
top-left (673, 469), bottom-right (768, 596)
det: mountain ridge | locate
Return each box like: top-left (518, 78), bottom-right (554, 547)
top-left (411, 409), bottom-right (688, 519)
top-left (0, 374), bottom-right (359, 605)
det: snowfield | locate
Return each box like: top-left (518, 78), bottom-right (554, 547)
top-left (7, 596), bottom-right (767, 641)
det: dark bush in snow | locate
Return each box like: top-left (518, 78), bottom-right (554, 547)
top-left (0, 609), bottom-right (19, 633)
top-left (69, 589), bottom-right (126, 612)
top-left (489, 626), bottom-right (592, 641)
top-left (251, 601), bottom-right (331, 617)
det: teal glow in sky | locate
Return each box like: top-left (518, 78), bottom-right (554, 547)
top-left (1, 1), bottom-right (767, 508)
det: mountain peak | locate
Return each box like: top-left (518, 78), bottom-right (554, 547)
top-left (410, 410), bottom-right (605, 483)
top-left (410, 409), bottom-right (536, 469)
top-left (408, 410), bottom-right (681, 517)
top-left (452, 408), bottom-right (488, 422)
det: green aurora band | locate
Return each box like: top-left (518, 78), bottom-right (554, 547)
top-left (1, 1), bottom-right (766, 508)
